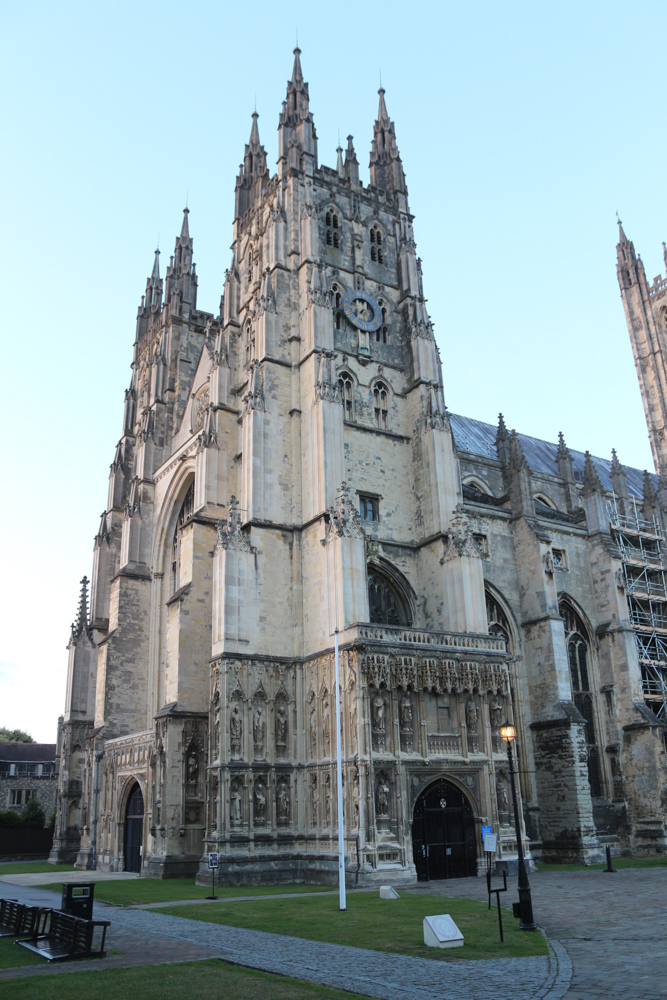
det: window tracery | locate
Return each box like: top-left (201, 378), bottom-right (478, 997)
top-left (368, 570), bottom-right (409, 625)
top-left (331, 284), bottom-right (343, 330)
top-left (338, 372), bottom-right (354, 421)
top-left (486, 590), bottom-right (512, 650)
top-left (370, 225), bottom-right (384, 264)
top-left (325, 209), bottom-right (341, 249)
top-left (373, 381), bottom-right (389, 429)
top-left (560, 600), bottom-right (603, 797)
top-left (171, 481), bottom-right (195, 594)
top-left (376, 299), bottom-right (388, 344)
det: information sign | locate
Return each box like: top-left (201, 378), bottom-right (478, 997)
top-left (208, 852), bottom-right (219, 870)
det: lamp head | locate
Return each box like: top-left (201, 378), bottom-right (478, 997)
top-left (500, 722), bottom-right (517, 743)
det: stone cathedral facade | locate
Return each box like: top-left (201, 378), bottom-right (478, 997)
top-left (51, 51), bottom-right (667, 882)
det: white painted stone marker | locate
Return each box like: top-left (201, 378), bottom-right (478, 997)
top-left (379, 886), bottom-right (400, 899)
top-left (423, 914), bottom-right (464, 948)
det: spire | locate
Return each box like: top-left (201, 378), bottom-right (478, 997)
top-left (165, 209), bottom-right (197, 319)
top-left (617, 213), bottom-right (628, 245)
top-left (556, 431), bottom-right (571, 462)
top-left (582, 451), bottom-right (604, 497)
top-left (235, 112), bottom-right (269, 220)
top-left (72, 577), bottom-right (89, 640)
top-left (343, 134), bottom-right (359, 185)
top-left (495, 413), bottom-right (510, 466)
top-left (136, 247), bottom-right (164, 340)
top-left (336, 144), bottom-right (344, 176)
top-left (278, 48), bottom-right (318, 175)
top-left (369, 87), bottom-right (406, 196)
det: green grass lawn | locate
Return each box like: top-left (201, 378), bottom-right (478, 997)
top-left (157, 891), bottom-right (548, 962)
top-left (0, 936), bottom-right (45, 970)
top-left (35, 879), bottom-right (332, 907)
top-left (0, 959), bottom-right (368, 999)
top-left (0, 862), bottom-right (75, 875)
top-left (537, 855), bottom-right (667, 873)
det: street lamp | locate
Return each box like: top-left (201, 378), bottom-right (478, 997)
top-left (499, 722), bottom-right (536, 931)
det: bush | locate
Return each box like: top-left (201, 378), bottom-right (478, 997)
top-left (0, 810), bottom-right (23, 828)
top-left (47, 810), bottom-right (56, 829)
top-left (20, 798), bottom-right (45, 828)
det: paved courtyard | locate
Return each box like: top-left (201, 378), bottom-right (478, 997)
top-left (0, 868), bottom-right (664, 999)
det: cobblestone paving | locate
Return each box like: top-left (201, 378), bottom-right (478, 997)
top-left (107, 905), bottom-right (555, 1000)
top-left (409, 867), bottom-right (667, 1000)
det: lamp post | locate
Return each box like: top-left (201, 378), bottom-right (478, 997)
top-left (499, 722), bottom-right (536, 931)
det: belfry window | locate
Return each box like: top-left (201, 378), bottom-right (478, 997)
top-left (326, 210), bottom-right (340, 249)
top-left (331, 284), bottom-right (343, 330)
top-left (370, 225), bottom-right (384, 264)
top-left (373, 381), bottom-right (389, 429)
top-left (368, 570), bottom-right (409, 626)
top-left (376, 300), bottom-right (388, 344)
top-left (560, 600), bottom-right (603, 797)
top-left (338, 372), bottom-right (354, 421)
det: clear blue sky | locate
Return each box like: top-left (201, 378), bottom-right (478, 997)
top-left (2, 0), bottom-right (666, 741)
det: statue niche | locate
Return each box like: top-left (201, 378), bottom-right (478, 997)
top-left (371, 690), bottom-right (386, 751)
top-left (275, 700), bottom-right (288, 759)
top-left (399, 692), bottom-right (414, 752)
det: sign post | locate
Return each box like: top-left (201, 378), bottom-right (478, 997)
top-left (207, 851), bottom-right (219, 900)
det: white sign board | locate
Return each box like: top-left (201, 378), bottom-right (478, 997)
top-left (423, 914), bottom-right (464, 949)
top-left (483, 833), bottom-right (498, 853)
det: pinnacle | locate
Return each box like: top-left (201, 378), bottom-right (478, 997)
top-left (151, 247), bottom-right (160, 281)
top-left (336, 144), bottom-right (343, 176)
top-left (180, 207), bottom-right (190, 240)
top-left (610, 448), bottom-right (623, 474)
top-left (582, 450), bottom-right (603, 495)
top-left (557, 431), bottom-right (570, 459)
top-left (377, 86), bottom-right (389, 123)
top-left (249, 111), bottom-right (261, 148)
top-left (291, 46), bottom-right (303, 85)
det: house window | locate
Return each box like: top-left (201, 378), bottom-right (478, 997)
top-left (326, 210), bottom-right (341, 249)
top-left (359, 495), bottom-right (379, 521)
top-left (370, 225), bottom-right (384, 264)
top-left (339, 373), bottom-right (354, 421)
top-left (560, 600), bottom-right (603, 797)
top-left (373, 381), bottom-right (389, 429)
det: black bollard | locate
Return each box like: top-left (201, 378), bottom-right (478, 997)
top-left (602, 844), bottom-right (617, 873)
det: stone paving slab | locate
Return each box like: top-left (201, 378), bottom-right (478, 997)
top-left (0, 871), bottom-right (141, 886)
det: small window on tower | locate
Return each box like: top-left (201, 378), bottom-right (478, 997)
top-left (338, 372), bottom-right (354, 421)
top-left (370, 226), bottom-right (385, 265)
top-left (376, 302), bottom-right (388, 344)
top-left (332, 284), bottom-right (343, 330)
top-left (373, 381), bottom-right (389, 429)
top-left (359, 495), bottom-right (380, 521)
top-left (326, 210), bottom-right (341, 250)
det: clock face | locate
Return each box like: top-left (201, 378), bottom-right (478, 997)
top-left (342, 289), bottom-right (383, 333)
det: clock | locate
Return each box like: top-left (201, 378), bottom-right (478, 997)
top-left (342, 289), bottom-right (383, 333)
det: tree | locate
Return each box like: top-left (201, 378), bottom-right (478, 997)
top-left (20, 797), bottom-right (45, 828)
top-left (0, 810), bottom-right (23, 828)
top-left (0, 728), bottom-right (35, 743)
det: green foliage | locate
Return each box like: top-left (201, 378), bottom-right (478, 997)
top-left (20, 797), bottom-right (45, 828)
top-left (0, 728), bottom-right (35, 743)
top-left (0, 810), bottom-right (23, 828)
top-left (47, 809), bottom-right (56, 829)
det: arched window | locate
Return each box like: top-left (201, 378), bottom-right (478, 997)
top-left (326, 210), bottom-right (341, 249)
top-left (243, 321), bottom-right (255, 367)
top-left (373, 381), bottom-right (389, 429)
top-left (331, 284), bottom-right (343, 330)
top-left (368, 569), bottom-right (410, 626)
top-left (376, 300), bottom-right (388, 344)
top-left (338, 372), bottom-right (354, 421)
top-left (486, 590), bottom-right (512, 649)
top-left (171, 481), bottom-right (194, 593)
top-left (560, 600), bottom-right (603, 797)
top-left (370, 225), bottom-right (384, 264)
top-left (534, 493), bottom-right (557, 510)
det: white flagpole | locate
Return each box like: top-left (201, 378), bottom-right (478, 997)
top-left (334, 629), bottom-right (346, 910)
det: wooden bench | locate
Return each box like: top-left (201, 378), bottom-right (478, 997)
top-left (0, 899), bottom-right (42, 938)
top-left (17, 908), bottom-right (110, 962)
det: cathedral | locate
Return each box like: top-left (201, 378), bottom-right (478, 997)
top-left (50, 50), bottom-right (667, 883)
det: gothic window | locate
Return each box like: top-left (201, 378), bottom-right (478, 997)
top-left (171, 481), bottom-right (194, 594)
top-left (534, 493), bottom-right (557, 510)
top-left (338, 372), bottom-right (354, 421)
top-left (331, 284), bottom-right (343, 330)
top-left (376, 299), bottom-right (388, 344)
top-left (326, 210), bottom-right (341, 249)
top-left (359, 495), bottom-right (379, 521)
top-left (373, 381), bottom-right (389, 429)
top-left (243, 321), bottom-right (255, 367)
top-left (486, 590), bottom-right (512, 651)
top-left (370, 225), bottom-right (384, 264)
top-left (560, 600), bottom-right (603, 797)
top-left (368, 570), bottom-right (409, 625)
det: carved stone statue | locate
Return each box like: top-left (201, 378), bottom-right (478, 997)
top-left (230, 705), bottom-right (242, 757)
top-left (253, 705), bottom-right (266, 757)
top-left (230, 783), bottom-right (242, 826)
top-left (322, 697), bottom-right (331, 752)
top-left (400, 696), bottom-right (413, 730)
top-left (309, 704), bottom-right (317, 757)
top-left (372, 694), bottom-right (385, 732)
top-left (353, 781), bottom-right (359, 828)
top-left (324, 776), bottom-right (332, 826)
top-left (310, 776), bottom-right (318, 827)
top-left (275, 704), bottom-right (288, 752)
top-left (466, 698), bottom-right (478, 731)
top-left (186, 751), bottom-right (198, 784)
top-left (277, 781), bottom-right (290, 822)
top-left (254, 781), bottom-right (266, 824)
top-left (376, 777), bottom-right (390, 817)
top-left (496, 776), bottom-right (510, 823)
top-left (490, 698), bottom-right (503, 730)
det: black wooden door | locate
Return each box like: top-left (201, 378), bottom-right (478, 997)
top-left (412, 778), bottom-right (477, 880)
top-left (124, 784), bottom-right (144, 873)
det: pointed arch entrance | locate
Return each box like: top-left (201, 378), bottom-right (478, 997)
top-left (124, 783), bottom-right (144, 873)
top-left (412, 777), bottom-right (477, 880)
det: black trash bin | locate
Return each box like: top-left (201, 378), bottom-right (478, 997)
top-left (61, 882), bottom-right (95, 921)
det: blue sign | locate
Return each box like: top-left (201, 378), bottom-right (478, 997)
top-left (481, 825), bottom-right (492, 843)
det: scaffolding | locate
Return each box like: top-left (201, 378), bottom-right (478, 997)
top-left (608, 494), bottom-right (667, 720)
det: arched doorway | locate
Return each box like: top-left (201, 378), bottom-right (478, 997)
top-left (124, 784), bottom-right (144, 873)
top-left (412, 777), bottom-right (477, 880)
